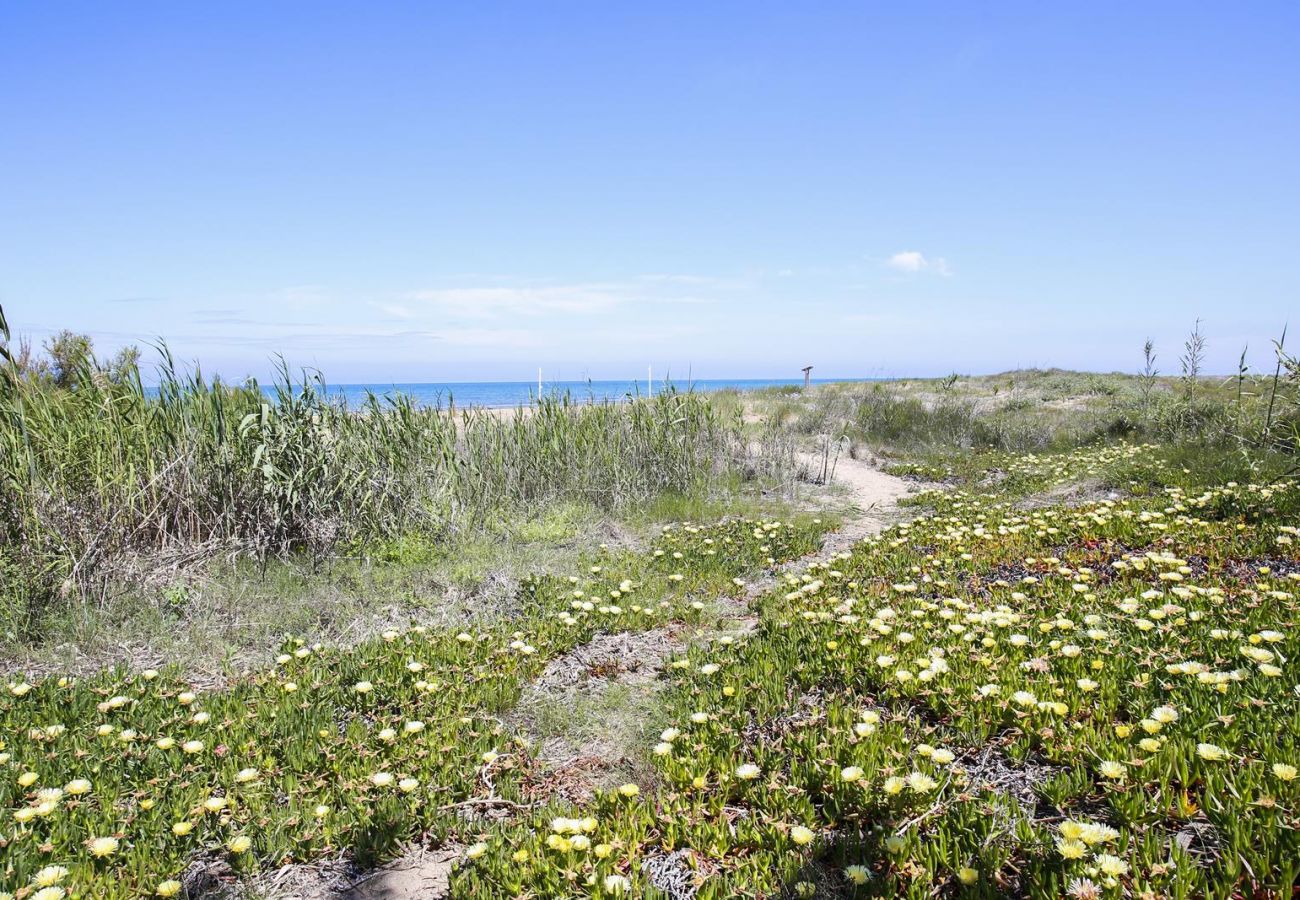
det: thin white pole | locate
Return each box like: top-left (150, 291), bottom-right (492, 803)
top-left (538, 367), bottom-right (542, 402)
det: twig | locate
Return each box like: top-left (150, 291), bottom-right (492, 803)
top-left (435, 797), bottom-right (534, 812)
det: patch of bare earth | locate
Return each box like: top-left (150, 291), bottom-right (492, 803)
top-left (507, 625), bottom-right (688, 805)
top-left (252, 844), bottom-right (463, 900)
top-left (1014, 477), bottom-right (1121, 511)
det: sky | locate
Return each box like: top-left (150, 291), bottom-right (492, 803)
top-left (2, 2), bottom-right (1298, 383)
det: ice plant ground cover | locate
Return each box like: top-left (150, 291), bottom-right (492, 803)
top-left (0, 517), bottom-right (827, 897)
top-left (455, 447), bottom-right (1300, 899)
top-left (4, 441), bottom-right (1300, 899)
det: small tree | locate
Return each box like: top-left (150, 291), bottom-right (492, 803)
top-left (44, 329), bottom-right (94, 389)
top-left (105, 345), bottom-right (142, 385)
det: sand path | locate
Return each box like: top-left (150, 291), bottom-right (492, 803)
top-left (796, 449), bottom-right (913, 545)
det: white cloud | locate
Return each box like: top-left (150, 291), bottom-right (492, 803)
top-left (885, 251), bottom-right (951, 276)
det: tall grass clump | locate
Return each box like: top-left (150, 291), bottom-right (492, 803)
top-left (0, 320), bottom-right (754, 636)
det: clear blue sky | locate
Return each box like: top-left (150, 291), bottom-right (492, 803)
top-left (2, 2), bottom-right (1297, 382)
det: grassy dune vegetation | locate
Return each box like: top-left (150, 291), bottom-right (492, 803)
top-left (0, 312), bottom-right (793, 669)
top-left (3, 311), bottom-right (1300, 899)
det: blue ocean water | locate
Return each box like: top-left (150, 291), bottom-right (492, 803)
top-left (323, 378), bottom-right (879, 409)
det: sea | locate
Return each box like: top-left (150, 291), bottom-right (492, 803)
top-left (322, 377), bottom-right (880, 409)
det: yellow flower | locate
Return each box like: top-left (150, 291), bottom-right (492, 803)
top-left (957, 867), bottom-right (979, 885)
top-left (33, 866), bottom-right (70, 887)
top-left (466, 841), bottom-right (488, 859)
top-left (65, 778), bottom-right (91, 795)
top-left (790, 825), bottom-right (815, 845)
top-left (88, 836), bottom-right (119, 858)
top-left (1272, 763), bottom-right (1297, 781)
top-left (845, 865), bottom-right (870, 885)
top-left (228, 835), bottom-right (252, 854)
top-left (906, 771), bottom-right (938, 793)
top-left (617, 783), bottom-right (640, 797)
top-left (1098, 761), bottom-right (1127, 781)
top-left (1056, 838), bottom-right (1087, 860)
top-left (1096, 854), bottom-right (1128, 876)
top-left (172, 821), bottom-right (194, 836)
top-left (840, 765), bottom-right (865, 782)
top-left (1151, 705), bottom-right (1179, 724)
top-left (1196, 743), bottom-right (1229, 762)
top-left (735, 763), bottom-right (761, 780)
top-left (156, 880), bottom-right (183, 897)
top-left (18, 771), bottom-right (38, 788)
top-left (182, 740), bottom-right (204, 754)
top-left (369, 772), bottom-right (395, 788)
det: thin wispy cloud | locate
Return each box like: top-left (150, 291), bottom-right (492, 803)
top-left (270, 285), bottom-right (331, 309)
top-left (637, 274), bottom-right (721, 286)
top-left (885, 251), bottom-right (951, 277)
top-left (193, 308), bottom-right (253, 325)
top-left (403, 284), bottom-right (626, 318)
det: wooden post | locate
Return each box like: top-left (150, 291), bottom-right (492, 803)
top-left (802, 365), bottom-right (813, 388)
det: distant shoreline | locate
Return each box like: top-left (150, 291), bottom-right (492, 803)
top-left (320, 377), bottom-right (891, 410)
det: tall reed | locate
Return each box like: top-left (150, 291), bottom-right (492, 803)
top-left (0, 349), bottom-right (750, 633)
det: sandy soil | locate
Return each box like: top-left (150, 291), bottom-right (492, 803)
top-left (796, 449), bottom-right (913, 545)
